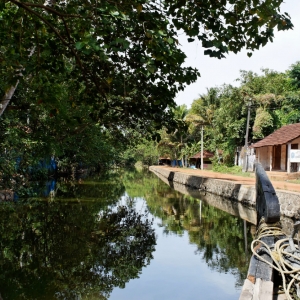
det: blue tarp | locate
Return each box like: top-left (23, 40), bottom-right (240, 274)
top-left (15, 156), bottom-right (57, 173)
top-left (171, 160), bottom-right (182, 167)
top-left (38, 157), bottom-right (57, 172)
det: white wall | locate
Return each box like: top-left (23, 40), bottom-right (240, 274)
top-left (257, 140), bottom-right (300, 172)
top-left (292, 137), bottom-right (300, 145)
top-left (290, 137), bottom-right (300, 171)
top-left (257, 146), bottom-right (270, 170)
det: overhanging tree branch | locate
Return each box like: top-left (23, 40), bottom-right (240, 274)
top-left (9, 0), bottom-right (69, 46)
top-left (1, 0), bottom-right (90, 117)
top-left (9, 0), bottom-right (86, 18)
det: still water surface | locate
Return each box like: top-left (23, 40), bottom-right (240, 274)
top-left (0, 169), bottom-right (251, 299)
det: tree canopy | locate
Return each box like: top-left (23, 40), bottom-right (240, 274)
top-left (184, 65), bottom-right (300, 165)
top-left (149, 62), bottom-right (300, 167)
top-left (1, 0), bottom-right (293, 125)
top-left (0, 0), bottom-right (294, 182)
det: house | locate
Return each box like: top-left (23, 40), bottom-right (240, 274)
top-left (189, 150), bottom-right (214, 169)
top-left (158, 157), bottom-right (183, 167)
top-left (251, 123), bottom-right (300, 173)
top-left (158, 157), bottom-right (171, 166)
top-left (235, 146), bottom-right (256, 171)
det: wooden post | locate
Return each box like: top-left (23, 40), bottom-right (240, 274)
top-left (287, 143), bottom-right (291, 173)
top-left (269, 146), bottom-right (273, 171)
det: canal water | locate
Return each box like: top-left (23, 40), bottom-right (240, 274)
top-left (0, 169), bottom-right (252, 300)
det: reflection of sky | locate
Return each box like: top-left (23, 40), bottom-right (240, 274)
top-left (109, 197), bottom-right (241, 300)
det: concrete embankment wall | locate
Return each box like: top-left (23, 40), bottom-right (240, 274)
top-left (149, 166), bottom-right (300, 220)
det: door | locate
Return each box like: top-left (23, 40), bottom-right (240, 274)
top-left (272, 145), bottom-right (281, 170)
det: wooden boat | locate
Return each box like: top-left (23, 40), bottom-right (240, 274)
top-left (239, 163), bottom-right (300, 300)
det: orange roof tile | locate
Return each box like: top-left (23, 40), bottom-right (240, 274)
top-left (251, 123), bottom-right (300, 148)
top-left (190, 150), bottom-right (214, 159)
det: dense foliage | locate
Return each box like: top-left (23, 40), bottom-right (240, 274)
top-left (0, 0), bottom-right (293, 183)
top-left (156, 62), bottom-right (300, 166)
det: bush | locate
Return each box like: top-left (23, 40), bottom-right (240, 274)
top-left (212, 163), bottom-right (245, 175)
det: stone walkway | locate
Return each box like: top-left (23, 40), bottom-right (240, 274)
top-left (152, 166), bottom-right (300, 193)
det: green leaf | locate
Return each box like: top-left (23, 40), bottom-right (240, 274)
top-left (116, 37), bottom-right (124, 43)
top-left (82, 48), bottom-right (92, 55)
top-left (91, 44), bottom-right (100, 51)
top-left (167, 38), bottom-right (173, 44)
top-left (75, 42), bottom-right (84, 50)
top-left (204, 49), bottom-right (212, 56)
top-left (110, 11), bottom-right (119, 16)
top-left (123, 40), bottom-right (130, 49)
top-left (147, 65), bottom-right (156, 73)
top-left (158, 30), bottom-right (166, 36)
top-left (202, 40), bottom-right (213, 48)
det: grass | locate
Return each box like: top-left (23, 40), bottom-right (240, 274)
top-left (166, 164), bottom-right (252, 178)
top-left (287, 179), bottom-right (300, 184)
top-left (212, 164), bottom-right (252, 177)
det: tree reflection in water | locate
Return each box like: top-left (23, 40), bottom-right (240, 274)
top-left (0, 174), bottom-right (156, 300)
top-left (0, 169), bottom-right (252, 299)
top-left (123, 169), bottom-right (250, 288)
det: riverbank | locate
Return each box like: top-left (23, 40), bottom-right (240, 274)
top-left (149, 166), bottom-right (300, 219)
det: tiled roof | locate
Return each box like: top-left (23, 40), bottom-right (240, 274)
top-left (190, 150), bottom-right (214, 159)
top-left (251, 123), bottom-right (300, 148)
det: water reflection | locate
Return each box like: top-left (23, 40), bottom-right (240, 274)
top-left (0, 169), bottom-right (256, 299)
top-left (0, 173), bottom-right (156, 300)
top-left (122, 170), bottom-right (251, 288)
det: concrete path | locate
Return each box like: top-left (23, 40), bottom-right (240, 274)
top-left (152, 166), bottom-right (300, 193)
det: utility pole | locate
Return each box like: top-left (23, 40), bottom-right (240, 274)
top-left (199, 200), bottom-right (202, 224)
top-left (244, 219), bottom-right (248, 257)
top-left (201, 125), bottom-right (204, 170)
top-left (243, 99), bottom-right (252, 172)
top-left (243, 99), bottom-right (252, 248)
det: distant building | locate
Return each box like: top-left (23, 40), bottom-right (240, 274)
top-left (189, 150), bottom-right (214, 169)
top-left (235, 146), bottom-right (256, 171)
top-left (158, 157), bottom-right (183, 167)
top-left (158, 157), bottom-right (171, 166)
top-left (251, 123), bottom-right (300, 173)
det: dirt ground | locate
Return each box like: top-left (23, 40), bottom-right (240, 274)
top-left (152, 166), bottom-right (300, 194)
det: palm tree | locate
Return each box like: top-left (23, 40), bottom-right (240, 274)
top-left (158, 105), bottom-right (189, 166)
top-left (184, 88), bottom-right (220, 168)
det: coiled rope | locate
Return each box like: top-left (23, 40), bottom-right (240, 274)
top-left (251, 219), bottom-right (300, 300)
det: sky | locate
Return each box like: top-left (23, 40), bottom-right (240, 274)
top-left (175, 1), bottom-right (300, 108)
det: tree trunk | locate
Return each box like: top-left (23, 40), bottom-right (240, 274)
top-left (179, 135), bottom-right (184, 167)
top-left (0, 44), bottom-right (35, 117)
top-left (0, 81), bottom-right (19, 117)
